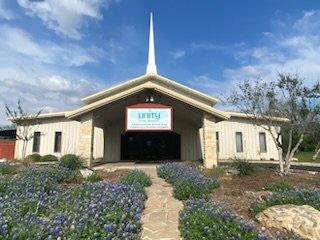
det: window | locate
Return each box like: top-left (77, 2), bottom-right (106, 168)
top-left (33, 132), bottom-right (41, 153)
top-left (216, 132), bottom-right (219, 152)
top-left (235, 132), bottom-right (243, 152)
top-left (259, 132), bottom-right (267, 153)
top-left (54, 132), bottom-right (62, 153)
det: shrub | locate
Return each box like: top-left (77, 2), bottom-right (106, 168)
top-left (250, 187), bottom-right (320, 216)
top-left (232, 159), bottom-right (254, 176)
top-left (265, 180), bottom-right (293, 191)
top-left (120, 170), bottom-right (152, 188)
top-left (40, 154), bottom-right (59, 162)
top-left (86, 172), bottom-right (102, 183)
top-left (157, 163), bottom-right (219, 200)
top-left (25, 153), bottom-right (41, 162)
top-left (0, 163), bottom-right (17, 175)
top-left (205, 166), bottom-right (226, 178)
top-left (60, 154), bottom-right (83, 170)
top-left (179, 198), bottom-right (265, 240)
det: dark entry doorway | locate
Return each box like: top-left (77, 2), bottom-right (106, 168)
top-left (121, 132), bottom-right (180, 161)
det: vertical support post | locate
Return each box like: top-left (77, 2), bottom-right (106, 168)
top-left (202, 113), bottom-right (217, 168)
top-left (79, 113), bottom-right (94, 168)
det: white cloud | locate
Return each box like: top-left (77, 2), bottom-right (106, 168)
top-left (293, 10), bottom-right (320, 34)
top-left (0, 25), bottom-right (105, 66)
top-left (17, 0), bottom-right (117, 39)
top-left (187, 74), bottom-right (230, 97)
top-left (0, 0), bottom-right (15, 20)
top-left (0, 71), bottom-right (101, 124)
top-left (0, 26), bottom-right (106, 124)
top-left (223, 10), bottom-right (320, 86)
top-left (171, 50), bottom-right (186, 59)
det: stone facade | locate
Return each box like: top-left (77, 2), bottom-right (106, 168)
top-left (202, 113), bottom-right (217, 168)
top-left (79, 113), bottom-right (94, 167)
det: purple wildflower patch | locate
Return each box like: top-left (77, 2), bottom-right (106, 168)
top-left (0, 164), bottom-right (147, 239)
top-left (157, 162), bottom-right (219, 200)
top-left (179, 198), bottom-right (266, 240)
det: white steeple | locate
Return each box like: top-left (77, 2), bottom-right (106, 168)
top-left (146, 12), bottom-right (157, 74)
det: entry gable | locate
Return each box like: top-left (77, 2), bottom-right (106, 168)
top-left (65, 78), bottom-right (230, 120)
top-left (82, 73), bottom-right (220, 107)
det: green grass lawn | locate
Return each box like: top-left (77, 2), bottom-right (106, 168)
top-left (294, 151), bottom-right (320, 163)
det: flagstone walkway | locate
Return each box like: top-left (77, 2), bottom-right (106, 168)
top-left (141, 168), bottom-right (183, 240)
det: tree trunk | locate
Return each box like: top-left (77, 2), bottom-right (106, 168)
top-left (278, 147), bottom-right (284, 174)
top-left (312, 143), bottom-right (320, 160)
top-left (22, 140), bottom-right (27, 160)
top-left (284, 133), bottom-right (305, 175)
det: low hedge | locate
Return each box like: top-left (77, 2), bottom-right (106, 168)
top-left (59, 154), bottom-right (83, 170)
top-left (250, 187), bottom-right (320, 216)
top-left (41, 154), bottom-right (59, 162)
top-left (25, 153), bottom-right (41, 162)
top-left (157, 163), bottom-right (219, 200)
top-left (180, 198), bottom-right (265, 240)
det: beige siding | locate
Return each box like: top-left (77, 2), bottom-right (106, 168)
top-left (14, 114), bottom-right (280, 163)
top-left (93, 126), bottom-right (104, 160)
top-left (15, 118), bottom-right (81, 159)
top-left (174, 117), bottom-right (202, 161)
top-left (215, 118), bottom-right (280, 160)
top-left (104, 121), bottom-right (122, 162)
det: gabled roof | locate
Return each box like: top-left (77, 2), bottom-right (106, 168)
top-left (82, 73), bottom-right (220, 106)
top-left (66, 74), bottom-right (229, 120)
top-left (227, 111), bottom-right (289, 122)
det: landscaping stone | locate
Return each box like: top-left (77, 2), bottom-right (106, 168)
top-left (141, 168), bottom-right (183, 240)
top-left (80, 168), bottom-right (93, 178)
top-left (244, 190), bottom-right (272, 202)
top-left (256, 204), bottom-right (320, 240)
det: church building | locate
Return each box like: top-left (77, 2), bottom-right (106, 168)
top-left (14, 14), bottom-right (283, 168)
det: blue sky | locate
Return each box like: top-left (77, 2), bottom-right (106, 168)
top-left (0, 0), bottom-right (320, 124)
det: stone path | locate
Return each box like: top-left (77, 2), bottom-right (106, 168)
top-left (141, 168), bottom-right (183, 240)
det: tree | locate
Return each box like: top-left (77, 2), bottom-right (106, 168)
top-left (311, 119), bottom-right (320, 160)
top-left (5, 100), bottom-right (42, 160)
top-left (226, 73), bottom-right (320, 175)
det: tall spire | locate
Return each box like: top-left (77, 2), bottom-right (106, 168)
top-left (146, 12), bottom-right (157, 74)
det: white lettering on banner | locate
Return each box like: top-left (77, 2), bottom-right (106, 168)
top-left (126, 108), bottom-right (172, 130)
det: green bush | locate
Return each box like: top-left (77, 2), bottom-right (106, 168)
top-left (119, 170), bottom-right (152, 187)
top-left (205, 166), bottom-right (226, 178)
top-left (41, 154), bottom-right (58, 162)
top-left (232, 159), bottom-right (254, 176)
top-left (265, 180), bottom-right (293, 191)
top-left (180, 198), bottom-right (264, 239)
top-left (0, 163), bottom-right (17, 175)
top-left (25, 153), bottom-right (41, 162)
top-left (86, 172), bottom-right (102, 183)
top-left (59, 154), bottom-right (83, 170)
top-left (249, 187), bottom-right (320, 216)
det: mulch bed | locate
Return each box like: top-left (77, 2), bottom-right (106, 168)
top-left (210, 169), bottom-right (320, 238)
top-left (95, 169), bottom-right (128, 182)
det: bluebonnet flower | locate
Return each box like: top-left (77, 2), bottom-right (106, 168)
top-left (0, 164), bottom-right (147, 239)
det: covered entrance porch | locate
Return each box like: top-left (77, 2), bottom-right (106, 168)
top-left (65, 74), bottom-right (229, 169)
top-left (121, 132), bottom-right (180, 161)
